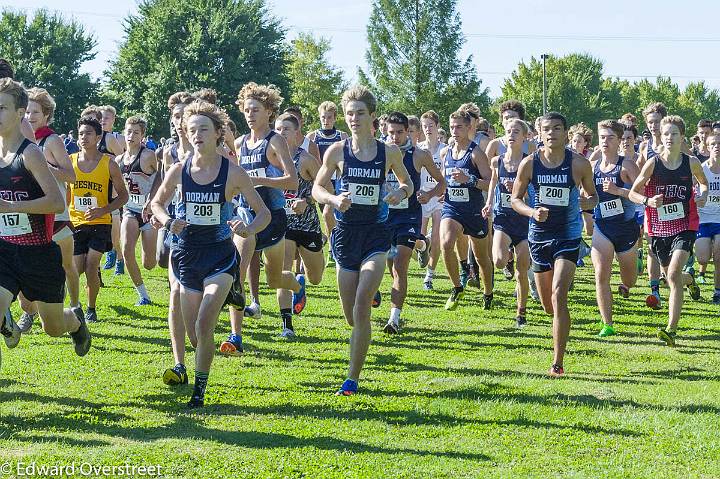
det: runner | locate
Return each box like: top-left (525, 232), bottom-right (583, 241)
top-left (511, 111), bottom-right (598, 377)
top-left (637, 102), bottom-right (668, 309)
top-left (192, 88), bottom-right (237, 157)
top-left (275, 113), bottom-right (329, 317)
top-left (312, 85), bottom-right (411, 395)
top-left (17, 87), bottom-right (79, 332)
top-left (619, 123), bottom-right (646, 275)
top-left (692, 120), bottom-right (713, 282)
top-left (590, 120), bottom-right (641, 337)
top-left (69, 116), bottom-right (129, 323)
top-left (694, 131), bottom-right (720, 303)
top-left (160, 91), bottom-right (196, 386)
top-left (117, 115), bottom-right (158, 306)
top-left (629, 115), bottom-right (706, 346)
top-left (151, 100), bottom-right (270, 407)
top-left (307, 101), bottom-right (348, 267)
top-left (219, 82), bottom-right (303, 354)
top-left (440, 110), bottom-right (494, 311)
top-left (418, 110), bottom-right (446, 289)
top-left (483, 119), bottom-right (531, 328)
top-left (0, 78), bottom-right (90, 362)
top-left (383, 111), bottom-right (444, 334)
top-left (283, 106), bottom-right (321, 161)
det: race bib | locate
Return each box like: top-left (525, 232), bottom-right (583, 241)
top-left (448, 187), bottom-right (470, 203)
top-left (284, 194), bottom-right (296, 215)
top-left (423, 169), bottom-right (438, 186)
top-left (0, 213), bottom-right (30, 236)
top-left (539, 185), bottom-right (570, 206)
top-left (500, 193), bottom-right (512, 208)
top-left (74, 196), bottom-right (98, 211)
top-left (706, 194), bottom-right (720, 206)
top-left (128, 193), bottom-right (146, 210)
top-left (348, 183), bottom-right (379, 205)
top-left (658, 202), bottom-right (684, 221)
top-left (247, 168), bottom-right (267, 179)
top-left (186, 202), bottom-right (220, 225)
top-left (599, 199), bottom-right (624, 218)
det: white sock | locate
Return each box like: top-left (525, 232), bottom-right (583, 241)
top-left (389, 307), bottom-right (401, 324)
top-left (426, 268), bottom-right (435, 279)
top-left (136, 284), bottom-right (149, 300)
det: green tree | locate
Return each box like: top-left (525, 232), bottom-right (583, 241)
top-left (360, 0), bottom-right (490, 125)
top-left (500, 53), bottom-right (623, 134)
top-left (106, 0), bottom-right (288, 137)
top-left (0, 9), bottom-right (98, 133)
top-left (286, 33), bottom-right (347, 131)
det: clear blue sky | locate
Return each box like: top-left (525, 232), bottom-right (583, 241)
top-left (7, 0), bottom-right (720, 97)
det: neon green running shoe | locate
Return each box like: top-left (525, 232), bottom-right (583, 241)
top-left (657, 328), bottom-right (676, 347)
top-left (598, 324), bottom-right (616, 337)
top-left (445, 287), bottom-right (464, 311)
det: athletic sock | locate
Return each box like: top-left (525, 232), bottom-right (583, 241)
top-left (650, 280), bottom-right (660, 292)
top-left (193, 371), bottom-right (209, 399)
top-left (136, 284), bottom-right (149, 299)
top-left (389, 307), bottom-right (401, 324)
top-left (281, 308), bottom-right (293, 331)
top-left (426, 268), bottom-right (434, 277)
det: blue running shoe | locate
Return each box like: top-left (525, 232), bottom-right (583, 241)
top-left (103, 250), bottom-right (117, 270)
top-left (115, 260), bottom-right (125, 275)
top-left (219, 333), bottom-right (243, 356)
top-left (292, 274), bottom-right (307, 315)
top-left (135, 297), bottom-right (152, 306)
top-left (372, 291), bottom-right (382, 308)
top-left (335, 379), bottom-right (358, 396)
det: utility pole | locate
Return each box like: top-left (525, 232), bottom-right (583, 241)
top-left (541, 53), bottom-right (549, 114)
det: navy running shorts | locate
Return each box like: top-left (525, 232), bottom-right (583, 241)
top-left (331, 222), bottom-right (391, 272)
top-left (595, 219), bottom-right (640, 254)
top-left (441, 209), bottom-right (488, 239)
top-left (697, 222), bottom-right (720, 239)
top-left (171, 239), bottom-right (237, 292)
top-left (530, 238), bottom-right (581, 273)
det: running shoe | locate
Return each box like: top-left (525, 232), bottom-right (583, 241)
top-left (697, 273), bottom-right (707, 285)
top-left (135, 297), bottom-right (152, 306)
top-left (467, 264), bottom-right (480, 288)
top-left (423, 278), bottom-right (433, 290)
top-left (503, 259), bottom-right (515, 280)
top-left (445, 287), bottom-right (464, 311)
top-left (645, 290), bottom-right (662, 310)
top-left (280, 327), bottom-right (296, 339)
top-left (163, 364), bottom-right (188, 386)
top-left (515, 315), bottom-right (527, 329)
top-left (85, 308), bottom-right (98, 323)
top-left (225, 279), bottom-right (245, 309)
top-left (102, 250), bottom-right (117, 270)
top-left (115, 260), bottom-right (125, 275)
top-left (417, 243), bottom-right (430, 269)
top-left (713, 292), bottom-right (720, 305)
top-left (598, 324), bottom-right (616, 337)
top-left (576, 259), bottom-right (585, 267)
top-left (69, 308), bottom-right (91, 357)
top-left (657, 328), bottom-right (676, 347)
top-left (383, 320), bottom-right (399, 335)
top-left (335, 378), bottom-right (358, 396)
top-left (292, 274), bottom-right (307, 315)
top-left (372, 291), bottom-right (382, 308)
top-left (482, 293), bottom-right (493, 310)
top-left (17, 312), bottom-right (36, 333)
top-left (244, 302), bottom-right (262, 319)
top-left (1, 310), bottom-right (20, 348)
top-left (187, 394), bottom-right (204, 408)
top-left (618, 284), bottom-right (630, 299)
top-left (687, 281), bottom-right (701, 301)
top-left (548, 364), bottom-right (564, 378)
top-left (219, 333), bottom-right (244, 356)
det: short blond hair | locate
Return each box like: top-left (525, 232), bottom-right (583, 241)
top-left (26, 87), bottom-right (55, 123)
top-left (597, 119), bottom-right (624, 139)
top-left (568, 122), bottom-right (593, 145)
top-left (183, 100), bottom-right (229, 146)
top-left (0, 78), bottom-right (28, 110)
top-left (318, 101), bottom-right (338, 115)
top-left (236, 82), bottom-right (283, 121)
top-left (449, 110), bottom-right (472, 125)
top-left (458, 102), bottom-right (480, 119)
top-left (408, 115), bottom-right (421, 130)
top-left (661, 115), bottom-right (686, 136)
top-left (421, 110), bottom-right (439, 125)
top-left (505, 118), bottom-right (529, 135)
top-left (193, 88), bottom-right (217, 104)
top-left (99, 105), bottom-right (117, 117)
top-left (125, 115), bottom-right (147, 135)
top-left (80, 105), bottom-right (102, 121)
top-left (341, 85), bottom-right (377, 114)
top-left (168, 91), bottom-right (195, 110)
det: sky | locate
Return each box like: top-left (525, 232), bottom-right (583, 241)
top-left (6, 0), bottom-right (720, 98)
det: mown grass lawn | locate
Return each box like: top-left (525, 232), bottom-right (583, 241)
top-left (1, 247), bottom-right (719, 478)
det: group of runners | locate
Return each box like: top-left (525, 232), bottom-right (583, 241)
top-left (0, 54), bottom-right (718, 406)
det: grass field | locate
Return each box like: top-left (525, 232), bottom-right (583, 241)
top-left (1, 247), bottom-right (720, 478)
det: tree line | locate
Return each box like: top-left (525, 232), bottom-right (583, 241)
top-left (2, 0), bottom-right (719, 140)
